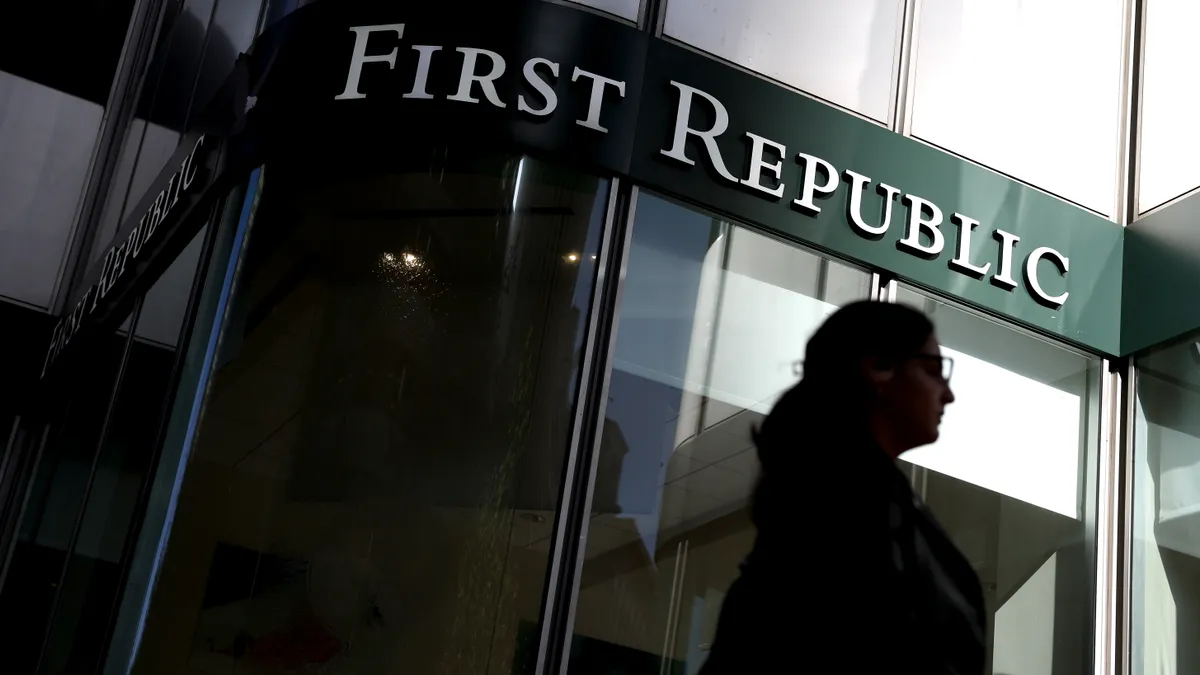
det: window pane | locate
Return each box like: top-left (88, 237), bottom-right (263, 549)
top-left (897, 287), bottom-right (1100, 675)
top-left (38, 226), bottom-right (206, 675)
top-left (1133, 336), bottom-right (1200, 675)
top-left (663, 0), bottom-right (903, 122)
top-left (1138, 1), bottom-right (1200, 213)
top-left (0, 1), bottom-right (136, 307)
top-left (910, 0), bottom-right (1124, 215)
top-left (129, 155), bottom-right (609, 673)
top-left (0, 318), bottom-right (132, 672)
top-left (564, 0), bottom-right (640, 21)
top-left (567, 194), bottom-right (870, 674)
top-left (0, 72), bottom-right (102, 307)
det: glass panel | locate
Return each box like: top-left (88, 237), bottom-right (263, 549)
top-left (0, 1), bottom-right (136, 307)
top-left (1133, 334), bottom-right (1200, 675)
top-left (564, 0), bottom-right (640, 21)
top-left (36, 226), bottom-right (207, 674)
top-left (1138, 0), bottom-right (1200, 213)
top-left (89, 0), bottom-right (221, 267)
top-left (897, 286), bottom-right (1100, 675)
top-left (910, 0), bottom-right (1124, 215)
top-left (0, 72), bottom-right (102, 307)
top-left (129, 154), bottom-right (609, 673)
top-left (566, 193), bottom-right (870, 674)
top-left (663, 0), bottom-right (903, 122)
top-left (0, 316), bottom-right (132, 672)
top-left (104, 179), bottom-right (257, 675)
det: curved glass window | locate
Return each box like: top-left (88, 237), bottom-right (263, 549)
top-left (129, 152), bottom-right (610, 673)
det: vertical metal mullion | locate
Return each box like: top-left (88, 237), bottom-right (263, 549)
top-left (534, 182), bottom-right (637, 675)
top-left (1094, 358), bottom-right (1127, 675)
top-left (872, 272), bottom-right (898, 302)
top-left (890, 0), bottom-right (922, 135)
top-left (1116, 362), bottom-right (1137, 675)
top-left (1116, 0), bottom-right (1147, 225)
top-left (106, 167), bottom-right (264, 675)
top-left (34, 296), bottom-right (145, 669)
top-left (639, 0), bottom-right (667, 36)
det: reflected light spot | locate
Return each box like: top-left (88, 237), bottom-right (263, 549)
top-left (565, 253), bottom-right (580, 263)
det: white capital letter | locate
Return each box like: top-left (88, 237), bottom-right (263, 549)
top-left (182, 135), bottom-right (205, 190)
top-left (403, 45), bottom-right (442, 100)
top-left (571, 67), bottom-right (625, 132)
top-left (948, 213), bottom-right (991, 278)
top-left (448, 48), bottom-right (507, 108)
top-left (897, 194), bottom-right (945, 258)
top-left (991, 229), bottom-right (1021, 290)
top-left (335, 24), bottom-right (405, 100)
top-left (844, 170), bottom-right (899, 236)
top-left (519, 58), bottom-right (560, 116)
top-left (793, 153), bottom-right (838, 215)
top-left (1025, 247), bottom-right (1070, 307)
top-left (740, 133), bottom-right (786, 198)
top-left (659, 81), bottom-right (737, 183)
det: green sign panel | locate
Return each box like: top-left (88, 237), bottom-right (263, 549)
top-left (628, 40), bottom-right (1124, 355)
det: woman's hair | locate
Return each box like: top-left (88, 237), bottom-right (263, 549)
top-left (750, 301), bottom-right (934, 532)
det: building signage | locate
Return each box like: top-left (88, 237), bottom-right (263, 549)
top-left (330, 20), bottom-right (1075, 310)
top-left (42, 134), bottom-right (208, 377)
top-left (41, 0), bottom-right (1123, 375)
top-left (655, 82), bottom-right (1072, 309)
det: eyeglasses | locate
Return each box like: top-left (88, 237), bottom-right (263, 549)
top-left (909, 353), bottom-right (954, 383)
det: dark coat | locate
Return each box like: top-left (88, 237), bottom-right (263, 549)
top-left (700, 441), bottom-right (986, 674)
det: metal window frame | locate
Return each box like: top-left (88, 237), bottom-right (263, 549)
top-left (54, 0), bottom-right (173, 312)
top-left (107, 167), bottom-right (265, 674)
top-left (535, 180), bottom-right (637, 675)
top-left (34, 296), bottom-right (143, 669)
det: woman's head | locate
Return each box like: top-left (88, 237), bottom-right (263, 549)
top-left (759, 301), bottom-right (954, 461)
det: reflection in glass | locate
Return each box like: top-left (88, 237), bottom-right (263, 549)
top-left (1133, 335), bottom-right (1200, 675)
top-left (898, 287), bottom-right (1099, 675)
top-left (38, 227), bottom-right (206, 674)
top-left (663, 0), bottom-right (903, 122)
top-left (0, 318), bottom-right (132, 672)
top-left (1138, 1), bottom-right (1200, 213)
top-left (0, 72), bottom-right (102, 307)
top-left (130, 155), bottom-right (609, 673)
top-left (568, 194), bottom-right (870, 674)
top-left (910, 0), bottom-right (1123, 214)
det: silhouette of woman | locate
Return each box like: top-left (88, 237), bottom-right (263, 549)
top-left (700, 301), bottom-right (985, 675)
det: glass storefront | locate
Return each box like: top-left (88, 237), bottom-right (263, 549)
top-left (1133, 334), bottom-right (1200, 675)
top-left (126, 153), bottom-right (611, 673)
top-left (3, 1), bottom-right (1167, 673)
top-left (564, 194), bottom-right (870, 673)
top-left (897, 287), bottom-right (1102, 675)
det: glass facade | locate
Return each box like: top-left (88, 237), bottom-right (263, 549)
top-left (6, 1), bottom-right (1200, 674)
top-left (1133, 335), bottom-right (1200, 675)
top-left (124, 154), bottom-right (610, 672)
top-left (0, 1), bottom-right (136, 307)
top-left (565, 194), bottom-right (870, 673)
top-left (1137, 0), bottom-right (1200, 214)
top-left (662, 0), bottom-right (904, 122)
top-left (909, 0), bottom-right (1125, 215)
top-left (898, 287), bottom-right (1102, 675)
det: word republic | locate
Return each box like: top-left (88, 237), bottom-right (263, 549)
top-left (334, 24), bottom-right (1070, 308)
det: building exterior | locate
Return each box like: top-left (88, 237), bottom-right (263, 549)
top-left (4, 0), bottom-right (1200, 673)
